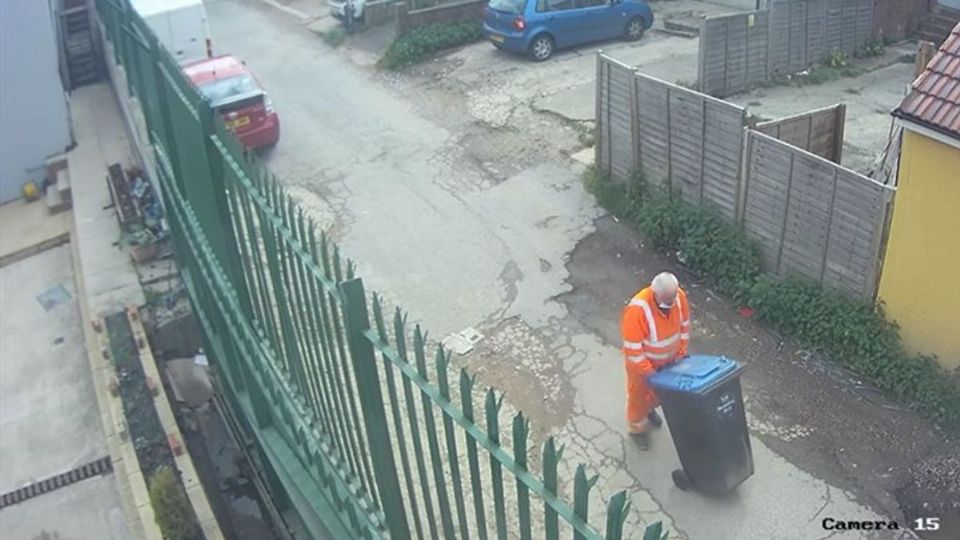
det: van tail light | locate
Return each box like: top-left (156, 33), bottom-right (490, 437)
top-left (512, 16), bottom-right (525, 31)
top-left (265, 97), bottom-right (276, 116)
top-left (206, 38), bottom-right (213, 58)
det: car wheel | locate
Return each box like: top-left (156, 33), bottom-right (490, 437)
top-left (528, 34), bottom-right (554, 62)
top-left (624, 17), bottom-right (645, 41)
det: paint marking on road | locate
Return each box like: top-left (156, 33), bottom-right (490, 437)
top-left (254, 0), bottom-right (311, 21)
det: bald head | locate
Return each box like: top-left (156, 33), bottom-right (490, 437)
top-left (651, 272), bottom-right (679, 308)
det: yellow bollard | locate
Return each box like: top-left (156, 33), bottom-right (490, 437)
top-left (22, 180), bottom-right (39, 202)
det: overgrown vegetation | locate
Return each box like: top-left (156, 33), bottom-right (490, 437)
top-left (149, 467), bottom-right (201, 540)
top-left (409, 0), bottom-right (446, 8)
top-left (854, 39), bottom-right (885, 59)
top-left (823, 48), bottom-right (850, 69)
top-left (898, 53), bottom-right (917, 64)
top-left (584, 167), bottom-right (760, 301)
top-left (761, 49), bottom-right (870, 89)
top-left (320, 27), bottom-right (348, 48)
top-left (379, 21), bottom-right (483, 70)
top-left (578, 129), bottom-right (595, 148)
top-left (583, 165), bottom-right (960, 429)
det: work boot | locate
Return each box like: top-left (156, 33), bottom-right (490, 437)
top-left (647, 409), bottom-right (663, 429)
top-left (630, 430), bottom-right (650, 450)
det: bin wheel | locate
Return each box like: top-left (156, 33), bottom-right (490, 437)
top-left (672, 469), bottom-right (690, 491)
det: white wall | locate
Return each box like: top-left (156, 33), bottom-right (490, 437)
top-left (0, 0), bottom-right (73, 204)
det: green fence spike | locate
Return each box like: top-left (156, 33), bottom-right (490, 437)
top-left (371, 294), bottom-right (388, 344)
top-left (414, 327), bottom-right (455, 538)
top-left (573, 464), bottom-right (596, 540)
top-left (436, 347), bottom-right (449, 390)
top-left (320, 234), bottom-right (332, 279)
top-left (107, 4), bottom-right (644, 535)
top-left (339, 279), bottom-right (410, 539)
top-left (460, 370), bottom-right (488, 539)
top-left (485, 389), bottom-right (507, 540)
top-left (376, 299), bottom-right (423, 539)
top-left (543, 437), bottom-right (560, 540)
top-left (604, 491), bottom-right (630, 540)
top-left (396, 310), bottom-right (439, 539)
top-left (513, 413), bottom-right (532, 540)
top-left (641, 521), bottom-right (664, 540)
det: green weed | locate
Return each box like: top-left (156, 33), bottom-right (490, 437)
top-left (379, 21), bottom-right (483, 71)
top-left (584, 167), bottom-right (960, 429)
top-left (854, 39), bottom-right (886, 59)
top-left (321, 27), bottom-right (348, 48)
top-left (149, 467), bottom-right (200, 540)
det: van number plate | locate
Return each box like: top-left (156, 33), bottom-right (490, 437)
top-left (228, 116), bottom-right (250, 129)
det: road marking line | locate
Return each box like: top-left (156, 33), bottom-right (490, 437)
top-left (254, 0), bottom-right (311, 21)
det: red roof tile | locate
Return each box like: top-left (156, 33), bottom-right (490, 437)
top-left (895, 22), bottom-right (960, 139)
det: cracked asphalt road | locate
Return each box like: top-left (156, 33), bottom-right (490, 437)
top-left (205, 0), bottom-right (957, 538)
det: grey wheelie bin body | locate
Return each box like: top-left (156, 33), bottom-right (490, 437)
top-left (648, 354), bottom-right (753, 494)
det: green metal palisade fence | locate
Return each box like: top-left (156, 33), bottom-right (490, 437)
top-left (94, 1), bottom-right (652, 538)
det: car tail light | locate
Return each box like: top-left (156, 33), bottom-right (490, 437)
top-left (512, 16), bottom-right (525, 31)
top-left (265, 97), bottom-right (276, 115)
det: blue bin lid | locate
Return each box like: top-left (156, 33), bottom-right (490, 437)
top-left (648, 355), bottom-right (741, 394)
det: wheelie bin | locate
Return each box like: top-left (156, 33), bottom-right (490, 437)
top-left (648, 355), bottom-right (753, 494)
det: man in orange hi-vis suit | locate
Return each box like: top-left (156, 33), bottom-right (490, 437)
top-left (621, 272), bottom-right (690, 449)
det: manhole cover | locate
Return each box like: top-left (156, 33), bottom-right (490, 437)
top-left (36, 284), bottom-right (72, 311)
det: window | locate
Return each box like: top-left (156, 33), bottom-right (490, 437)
top-left (577, 0), bottom-right (608, 7)
top-left (489, 0), bottom-right (526, 14)
top-left (537, 0), bottom-right (575, 12)
top-left (197, 75), bottom-right (260, 106)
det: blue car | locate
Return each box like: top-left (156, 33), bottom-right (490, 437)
top-left (483, 0), bottom-right (654, 61)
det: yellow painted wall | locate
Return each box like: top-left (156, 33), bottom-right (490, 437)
top-left (878, 129), bottom-right (960, 371)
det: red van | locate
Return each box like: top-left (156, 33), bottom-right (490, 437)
top-left (183, 55), bottom-right (279, 150)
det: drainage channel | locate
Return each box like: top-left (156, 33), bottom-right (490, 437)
top-left (0, 456), bottom-right (113, 510)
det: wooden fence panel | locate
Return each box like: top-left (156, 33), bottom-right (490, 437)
top-left (598, 54), bottom-right (890, 300)
top-left (596, 55), bottom-right (636, 182)
top-left (699, 11), bottom-right (769, 97)
top-left (742, 131), bottom-right (892, 298)
top-left (634, 75), bottom-right (671, 187)
top-left (755, 104), bottom-right (845, 163)
top-left (702, 0), bottom-right (877, 96)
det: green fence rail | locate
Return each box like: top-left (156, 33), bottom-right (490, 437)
top-left (94, 0), bottom-right (653, 537)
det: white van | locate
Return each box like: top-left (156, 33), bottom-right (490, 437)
top-left (132, 0), bottom-right (212, 65)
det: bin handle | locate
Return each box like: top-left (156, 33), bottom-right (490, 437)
top-left (678, 365), bottom-right (721, 390)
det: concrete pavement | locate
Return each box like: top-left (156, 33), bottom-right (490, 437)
top-left (69, 84), bottom-right (145, 317)
top-left (0, 244), bottom-right (131, 539)
top-left (392, 0), bottom-right (914, 174)
top-left (206, 0), bottom-right (946, 537)
top-left (0, 197), bottom-right (71, 267)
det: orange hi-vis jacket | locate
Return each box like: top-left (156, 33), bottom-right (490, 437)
top-left (621, 286), bottom-right (691, 378)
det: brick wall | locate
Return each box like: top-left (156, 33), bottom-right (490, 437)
top-left (396, 0), bottom-right (486, 33)
top-left (363, 0), bottom-right (397, 28)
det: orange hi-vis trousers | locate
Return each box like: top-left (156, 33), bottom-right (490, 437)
top-left (621, 286), bottom-right (690, 432)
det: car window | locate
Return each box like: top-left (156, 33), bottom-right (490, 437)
top-left (537, 0), bottom-right (575, 12)
top-left (576, 0), bottom-right (607, 7)
top-left (489, 0), bottom-right (526, 14)
top-left (197, 75), bottom-right (260, 105)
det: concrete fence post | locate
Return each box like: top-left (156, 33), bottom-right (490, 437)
top-left (395, 1), bottom-right (408, 34)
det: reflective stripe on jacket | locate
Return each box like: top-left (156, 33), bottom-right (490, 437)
top-left (621, 286), bottom-right (690, 376)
